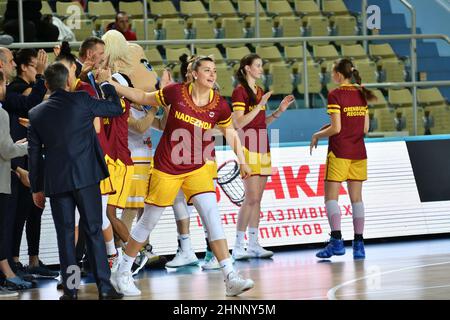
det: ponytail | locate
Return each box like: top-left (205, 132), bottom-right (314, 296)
top-left (179, 53), bottom-right (193, 83)
top-left (352, 67), bottom-right (377, 102)
top-left (55, 41), bottom-right (77, 66)
top-left (334, 58), bottom-right (377, 102)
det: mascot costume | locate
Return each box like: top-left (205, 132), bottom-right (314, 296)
top-left (101, 30), bottom-right (168, 269)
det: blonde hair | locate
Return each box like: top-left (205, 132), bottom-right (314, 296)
top-left (101, 30), bottom-right (131, 72)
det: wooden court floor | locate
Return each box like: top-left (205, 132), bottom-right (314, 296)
top-left (5, 238), bottom-right (450, 300)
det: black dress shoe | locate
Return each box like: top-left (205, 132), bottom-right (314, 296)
top-left (59, 293), bottom-right (78, 300)
top-left (98, 289), bottom-right (124, 300)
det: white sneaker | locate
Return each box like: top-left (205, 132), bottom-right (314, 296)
top-left (112, 270), bottom-right (141, 296)
top-left (231, 246), bottom-right (251, 260)
top-left (247, 243), bottom-right (274, 258)
top-left (166, 249), bottom-right (199, 268)
top-left (201, 256), bottom-right (221, 270)
top-left (225, 271), bottom-right (254, 297)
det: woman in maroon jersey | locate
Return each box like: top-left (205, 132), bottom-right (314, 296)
top-left (310, 58), bottom-right (376, 260)
top-left (102, 56), bottom-right (256, 297)
top-left (231, 53), bottom-right (295, 260)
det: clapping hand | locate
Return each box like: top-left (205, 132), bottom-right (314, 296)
top-left (278, 95), bottom-right (295, 112)
top-left (53, 44), bottom-right (61, 57)
top-left (36, 49), bottom-right (48, 75)
top-left (18, 118), bottom-right (30, 128)
top-left (258, 91), bottom-right (273, 108)
top-left (96, 67), bottom-right (112, 83)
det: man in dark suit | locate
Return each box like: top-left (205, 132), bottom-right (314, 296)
top-left (27, 62), bottom-right (123, 300)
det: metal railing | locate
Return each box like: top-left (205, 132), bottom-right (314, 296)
top-left (399, 0), bottom-right (419, 136)
top-left (7, 1), bottom-right (450, 135)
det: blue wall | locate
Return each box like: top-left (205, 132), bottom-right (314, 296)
top-left (390, 0), bottom-right (450, 56)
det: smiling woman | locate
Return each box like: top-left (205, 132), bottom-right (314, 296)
top-left (106, 56), bottom-right (255, 298)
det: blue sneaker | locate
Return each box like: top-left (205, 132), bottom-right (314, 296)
top-left (204, 249), bottom-right (214, 263)
top-left (4, 277), bottom-right (33, 290)
top-left (352, 240), bottom-right (366, 259)
top-left (316, 237), bottom-right (345, 259)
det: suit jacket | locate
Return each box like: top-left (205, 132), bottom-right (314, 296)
top-left (27, 83), bottom-right (123, 196)
top-left (0, 105), bottom-right (28, 194)
top-left (3, 75), bottom-right (47, 171)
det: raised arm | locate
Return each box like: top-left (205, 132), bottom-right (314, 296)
top-left (109, 81), bottom-right (160, 107)
top-left (128, 107), bottom-right (158, 134)
top-left (88, 83), bottom-right (123, 118)
top-left (4, 77), bottom-right (47, 117)
top-left (265, 95), bottom-right (295, 125)
top-left (233, 91), bottom-right (272, 129)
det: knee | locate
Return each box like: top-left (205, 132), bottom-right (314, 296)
top-left (244, 196), bottom-right (260, 208)
top-left (130, 215), bottom-right (152, 243)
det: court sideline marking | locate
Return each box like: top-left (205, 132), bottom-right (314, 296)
top-left (327, 260), bottom-right (450, 300)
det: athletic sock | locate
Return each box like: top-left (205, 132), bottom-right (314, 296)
top-left (352, 202), bottom-right (365, 235)
top-left (219, 258), bottom-right (234, 279)
top-left (118, 253), bottom-right (135, 273)
top-left (179, 234), bottom-right (192, 252)
top-left (326, 200), bottom-right (341, 232)
top-left (354, 234), bottom-right (364, 241)
top-left (331, 230), bottom-right (342, 240)
top-left (235, 231), bottom-right (246, 248)
top-left (248, 227), bottom-right (258, 247)
top-left (106, 239), bottom-right (116, 256)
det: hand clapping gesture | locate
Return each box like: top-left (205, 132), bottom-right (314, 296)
top-left (36, 49), bottom-right (48, 75)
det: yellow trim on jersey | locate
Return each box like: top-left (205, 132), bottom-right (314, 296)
top-left (120, 98), bottom-right (126, 112)
top-left (188, 83), bottom-right (214, 103)
top-left (155, 89), bottom-right (167, 107)
top-left (71, 78), bottom-right (81, 92)
top-left (327, 109), bottom-right (341, 114)
top-left (217, 116), bottom-right (232, 128)
top-left (327, 104), bottom-right (341, 114)
top-left (232, 102), bottom-right (246, 112)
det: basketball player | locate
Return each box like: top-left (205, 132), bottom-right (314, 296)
top-left (103, 56), bottom-right (255, 297)
top-left (232, 54), bottom-right (295, 260)
top-left (310, 58), bottom-right (376, 260)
